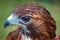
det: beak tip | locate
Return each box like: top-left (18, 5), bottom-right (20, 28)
top-left (4, 20), bottom-right (10, 28)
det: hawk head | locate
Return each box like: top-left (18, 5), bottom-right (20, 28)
top-left (4, 3), bottom-right (56, 40)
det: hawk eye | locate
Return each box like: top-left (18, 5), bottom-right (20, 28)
top-left (21, 16), bottom-right (31, 22)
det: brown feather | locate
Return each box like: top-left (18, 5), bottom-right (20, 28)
top-left (6, 3), bottom-right (60, 40)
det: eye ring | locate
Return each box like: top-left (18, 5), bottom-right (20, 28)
top-left (21, 16), bottom-right (31, 22)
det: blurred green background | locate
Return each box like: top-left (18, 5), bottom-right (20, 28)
top-left (0, 0), bottom-right (60, 40)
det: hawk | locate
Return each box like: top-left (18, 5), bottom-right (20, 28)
top-left (4, 3), bottom-right (60, 40)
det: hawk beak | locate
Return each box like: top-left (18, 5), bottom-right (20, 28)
top-left (4, 14), bottom-right (24, 28)
top-left (4, 20), bottom-right (24, 28)
top-left (4, 14), bottom-right (13, 28)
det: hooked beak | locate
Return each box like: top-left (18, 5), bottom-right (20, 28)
top-left (4, 20), bottom-right (24, 28)
top-left (4, 14), bottom-right (19, 28)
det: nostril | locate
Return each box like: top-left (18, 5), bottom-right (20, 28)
top-left (4, 20), bottom-right (10, 28)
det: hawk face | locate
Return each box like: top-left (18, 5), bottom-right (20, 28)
top-left (4, 3), bottom-right (56, 40)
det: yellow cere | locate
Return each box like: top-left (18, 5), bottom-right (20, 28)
top-left (7, 14), bottom-right (12, 21)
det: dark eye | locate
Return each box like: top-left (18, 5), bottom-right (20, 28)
top-left (21, 16), bottom-right (31, 22)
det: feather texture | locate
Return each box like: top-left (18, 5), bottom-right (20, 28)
top-left (5, 3), bottom-right (60, 40)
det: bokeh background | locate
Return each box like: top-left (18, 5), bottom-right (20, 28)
top-left (0, 0), bottom-right (60, 40)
